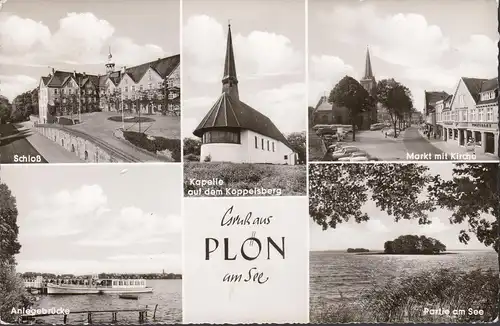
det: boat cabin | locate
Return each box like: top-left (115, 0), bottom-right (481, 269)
top-left (98, 279), bottom-right (147, 288)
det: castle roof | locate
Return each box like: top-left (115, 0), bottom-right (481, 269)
top-left (43, 54), bottom-right (180, 89)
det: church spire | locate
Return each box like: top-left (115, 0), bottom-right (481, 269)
top-left (222, 22), bottom-right (239, 99)
top-left (364, 47), bottom-right (373, 79)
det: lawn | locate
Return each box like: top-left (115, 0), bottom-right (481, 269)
top-left (184, 162), bottom-right (307, 197)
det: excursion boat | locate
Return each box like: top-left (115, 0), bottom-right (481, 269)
top-left (46, 277), bottom-right (153, 295)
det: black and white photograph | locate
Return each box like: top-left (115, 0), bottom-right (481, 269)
top-left (308, 163), bottom-right (499, 323)
top-left (0, 0), bottom-right (181, 164)
top-left (182, 0), bottom-right (307, 197)
top-left (0, 164), bottom-right (182, 324)
top-left (308, 0), bottom-right (499, 162)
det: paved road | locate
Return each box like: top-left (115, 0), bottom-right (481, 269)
top-left (0, 124), bottom-right (47, 163)
top-left (403, 127), bottom-right (449, 161)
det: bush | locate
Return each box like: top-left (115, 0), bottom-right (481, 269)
top-left (123, 131), bottom-right (181, 162)
top-left (184, 154), bottom-right (200, 162)
top-left (0, 265), bottom-right (33, 323)
top-left (311, 268), bottom-right (498, 324)
top-left (57, 117), bottom-right (74, 125)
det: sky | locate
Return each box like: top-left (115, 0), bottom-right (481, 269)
top-left (2, 164), bottom-right (182, 275)
top-left (182, 0), bottom-right (306, 139)
top-left (308, 0), bottom-right (498, 112)
top-left (0, 0), bottom-right (180, 101)
top-left (310, 163), bottom-right (497, 252)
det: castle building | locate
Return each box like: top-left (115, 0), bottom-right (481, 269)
top-left (312, 47), bottom-right (378, 129)
top-left (38, 48), bottom-right (180, 124)
top-left (193, 24), bottom-right (297, 165)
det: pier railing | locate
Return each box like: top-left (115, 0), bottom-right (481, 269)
top-left (20, 305), bottom-right (158, 324)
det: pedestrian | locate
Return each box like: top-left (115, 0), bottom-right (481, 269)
top-left (385, 132), bottom-right (387, 138)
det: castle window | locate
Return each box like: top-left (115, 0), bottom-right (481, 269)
top-left (140, 85), bottom-right (143, 91)
top-left (132, 86), bottom-right (135, 92)
top-left (254, 136), bottom-right (258, 148)
top-left (203, 130), bottom-right (240, 144)
top-left (284, 155), bottom-right (288, 160)
top-left (272, 142), bottom-right (275, 152)
top-left (267, 140), bottom-right (269, 151)
top-left (125, 86), bottom-right (128, 92)
top-left (261, 139), bottom-right (264, 150)
top-left (54, 89), bottom-right (58, 94)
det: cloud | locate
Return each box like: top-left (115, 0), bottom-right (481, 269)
top-left (21, 185), bottom-right (108, 238)
top-left (183, 15), bottom-right (303, 83)
top-left (75, 208), bottom-right (182, 247)
top-left (326, 6), bottom-right (450, 67)
top-left (418, 216), bottom-right (451, 234)
top-left (365, 219), bottom-right (389, 233)
top-left (249, 82), bottom-right (306, 134)
top-left (20, 184), bottom-right (181, 247)
top-left (308, 55), bottom-right (353, 105)
top-left (0, 74), bottom-right (38, 101)
top-left (310, 4), bottom-right (497, 109)
top-left (0, 12), bottom-right (168, 67)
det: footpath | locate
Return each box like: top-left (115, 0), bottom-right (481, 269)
top-left (417, 129), bottom-right (498, 161)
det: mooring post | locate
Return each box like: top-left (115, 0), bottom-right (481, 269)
top-left (112, 312), bottom-right (117, 322)
top-left (153, 304), bottom-right (158, 320)
top-left (63, 314), bottom-right (67, 324)
top-left (87, 312), bottom-right (92, 324)
top-left (138, 311), bottom-right (143, 323)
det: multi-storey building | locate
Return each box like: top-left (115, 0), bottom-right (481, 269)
top-left (38, 50), bottom-right (180, 124)
top-left (438, 77), bottom-right (498, 156)
top-left (424, 91), bottom-right (449, 138)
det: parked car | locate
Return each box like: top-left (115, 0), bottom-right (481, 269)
top-left (325, 146), bottom-right (361, 161)
top-left (316, 128), bottom-right (336, 137)
top-left (370, 123), bottom-right (385, 131)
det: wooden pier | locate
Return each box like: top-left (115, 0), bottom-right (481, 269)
top-left (20, 305), bottom-right (158, 324)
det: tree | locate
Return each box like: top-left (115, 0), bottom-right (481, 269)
top-left (329, 76), bottom-right (373, 141)
top-left (183, 137), bottom-right (201, 156)
top-left (376, 79), bottom-right (413, 138)
top-left (286, 131), bottom-right (306, 164)
top-left (0, 183), bottom-right (21, 265)
top-left (0, 96), bottom-right (12, 124)
top-left (383, 235), bottom-right (446, 254)
top-left (308, 106), bottom-right (315, 127)
top-left (309, 164), bottom-right (435, 230)
top-left (0, 183), bottom-right (30, 322)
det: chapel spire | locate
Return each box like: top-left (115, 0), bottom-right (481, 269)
top-left (364, 46), bottom-right (374, 79)
top-left (106, 46), bottom-right (115, 75)
top-left (222, 22), bottom-right (239, 99)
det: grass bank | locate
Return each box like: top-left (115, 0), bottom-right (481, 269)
top-left (184, 162), bottom-right (307, 196)
top-left (123, 130), bottom-right (180, 162)
top-left (310, 268), bottom-right (497, 323)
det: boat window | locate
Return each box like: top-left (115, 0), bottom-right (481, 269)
top-left (119, 281), bottom-right (123, 286)
top-left (135, 281), bottom-right (139, 285)
top-left (113, 281), bottom-right (117, 286)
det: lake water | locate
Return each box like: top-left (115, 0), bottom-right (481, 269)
top-left (310, 250), bottom-right (498, 307)
top-left (32, 279), bottom-right (181, 324)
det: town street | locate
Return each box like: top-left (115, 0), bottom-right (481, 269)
top-left (333, 126), bottom-right (449, 161)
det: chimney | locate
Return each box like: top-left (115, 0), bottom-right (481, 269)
top-left (51, 68), bottom-right (55, 74)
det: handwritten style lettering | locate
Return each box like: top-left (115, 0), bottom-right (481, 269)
top-left (220, 206), bottom-right (273, 226)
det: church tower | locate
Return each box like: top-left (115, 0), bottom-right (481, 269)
top-left (221, 23), bottom-right (239, 100)
top-left (105, 46), bottom-right (115, 75)
top-left (360, 47), bottom-right (376, 96)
